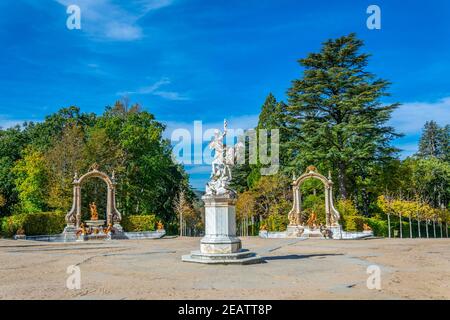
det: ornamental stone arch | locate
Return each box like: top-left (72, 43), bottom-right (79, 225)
top-left (64, 164), bottom-right (122, 230)
top-left (288, 165), bottom-right (341, 227)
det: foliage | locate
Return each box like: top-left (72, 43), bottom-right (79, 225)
top-left (236, 190), bottom-right (256, 220)
top-left (286, 33), bottom-right (400, 201)
top-left (262, 213), bottom-right (289, 232)
top-left (12, 146), bottom-right (49, 213)
top-left (173, 190), bottom-right (202, 234)
top-left (0, 101), bottom-right (191, 228)
top-left (0, 194), bottom-right (5, 208)
top-left (235, 174), bottom-right (291, 231)
top-left (410, 157), bottom-right (450, 209)
top-left (121, 214), bottom-right (157, 232)
top-left (344, 216), bottom-right (365, 232)
top-left (336, 199), bottom-right (361, 230)
top-left (365, 218), bottom-right (389, 237)
top-left (301, 194), bottom-right (326, 224)
top-left (0, 211), bottom-right (65, 237)
top-left (0, 127), bottom-right (28, 216)
top-left (336, 199), bottom-right (359, 217)
top-left (417, 121), bottom-right (449, 161)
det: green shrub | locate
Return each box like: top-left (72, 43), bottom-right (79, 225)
top-left (365, 218), bottom-right (389, 237)
top-left (1, 211), bottom-right (65, 237)
top-left (344, 215), bottom-right (365, 231)
top-left (121, 214), bottom-right (157, 232)
top-left (336, 199), bottom-right (359, 217)
top-left (262, 213), bottom-right (289, 232)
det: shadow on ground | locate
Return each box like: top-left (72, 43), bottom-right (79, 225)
top-left (263, 253), bottom-right (343, 261)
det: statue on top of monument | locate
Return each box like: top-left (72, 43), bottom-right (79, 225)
top-left (205, 119), bottom-right (243, 197)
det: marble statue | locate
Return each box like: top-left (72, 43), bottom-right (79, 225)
top-left (182, 119), bottom-right (261, 264)
top-left (205, 119), bottom-right (243, 197)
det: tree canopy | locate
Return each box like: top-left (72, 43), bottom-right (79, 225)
top-left (0, 101), bottom-right (191, 226)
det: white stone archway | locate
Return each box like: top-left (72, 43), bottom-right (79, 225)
top-left (288, 166), bottom-right (340, 227)
top-left (64, 164), bottom-right (122, 230)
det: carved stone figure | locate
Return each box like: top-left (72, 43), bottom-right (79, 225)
top-left (205, 119), bottom-right (243, 197)
top-left (307, 211), bottom-right (318, 228)
top-left (363, 223), bottom-right (372, 231)
top-left (89, 202), bottom-right (98, 220)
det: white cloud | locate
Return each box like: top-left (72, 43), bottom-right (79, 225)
top-left (55, 0), bottom-right (173, 41)
top-left (118, 77), bottom-right (189, 101)
top-left (0, 118), bottom-right (27, 129)
top-left (390, 97), bottom-right (450, 135)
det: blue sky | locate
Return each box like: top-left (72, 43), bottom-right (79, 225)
top-left (0, 0), bottom-right (449, 190)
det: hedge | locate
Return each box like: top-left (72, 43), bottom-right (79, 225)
top-left (1, 211), bottom-right (65, 237)
top-left (121, 214), bottom-right (157, 232)
top-left (261, 214), bottom-right (289, 232)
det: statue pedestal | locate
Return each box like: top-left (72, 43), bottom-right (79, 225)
top-left (182, 195), bottom-right (261, 265)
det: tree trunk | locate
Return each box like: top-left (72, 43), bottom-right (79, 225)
top-left (399, 213), bottom-right (402, 239)
top-left (417, 218), bottom-right (421, 238)
top-left (337, 161), bottom-right (348, 199)
top-left (440, 222), bottom-right (443, 238)
top-left (426, 220), bottom-right (429, 238)
top-left (387, 213), bottom-right (391, 238)
top-left (409, 214), bottom-right (412, 238)
top-left (180, 212), bottom-right (183, 236)
top-left (433, 219), bottom-right (436, 238)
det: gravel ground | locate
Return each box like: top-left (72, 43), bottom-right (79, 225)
top-left (0, 237), bottom-right (449, 300)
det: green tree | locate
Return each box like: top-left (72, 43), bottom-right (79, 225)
top-left (12, 146), bottom-right (49, 213)
top-left (94, 101), bottom-right (190, 224)
top-left (45, 124), bottom-right (87, 211)
top-left (411, 157), bottom-right (450, 209)
top-left (0, 126), bottom-right (28, 215)
top-left (286, 33), bottom-right (400, 201)
top-left (417, 121), bottom-right (448, 160)
top-left (231, 93), bottom-right (290, 191)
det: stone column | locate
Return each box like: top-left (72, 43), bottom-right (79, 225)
top-left (107, 186), bottom-right (112, 225)
top-left (297, 187), bottom-right (302, 221)
top-left (62, 184), bottom-right (80, 241)
top-left (325, 185), bottom-right (330, 227)
top-left (200, 196), bottom-right (241, 254)
top-left (182, 194), bottom-right (261, 264)
top-left (75, 184), bottom-right (81, 228)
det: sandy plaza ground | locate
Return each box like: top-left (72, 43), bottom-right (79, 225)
top-left (0, 237), bottom-right (448, 300)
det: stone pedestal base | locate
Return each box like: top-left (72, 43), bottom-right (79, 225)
top-left (200, 235), bottom-right (242, 254)
top-left (62, 225), bottom-right (78, 242)
top-left (286, 225), bottom-right (304, 237)
top-left (329, 225), bottom-right (343, 239)
top-left (302, 227), bottom-right (324, 238)
top-left (182, 194), bottom-right (261, 265)
top-left (182, 249), bottom-right (262, 265)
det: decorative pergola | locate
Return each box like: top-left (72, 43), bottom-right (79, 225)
top-left (288, 166), bottom-right (341, 227)
top-left (65, 164), bottom-right (122, 229)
